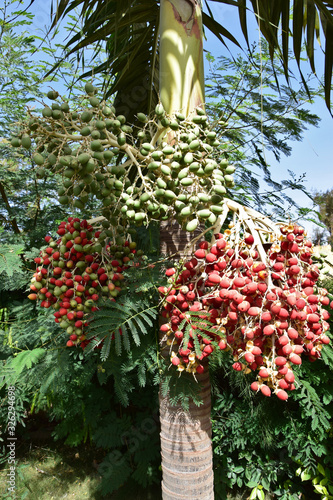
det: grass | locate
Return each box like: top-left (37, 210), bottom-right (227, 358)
top-left (0, 441), bottom-right (102, 500)
top-left (0, 438), bottom-right (256, 500)
top-left (0, 417), bottom-right (164, 500)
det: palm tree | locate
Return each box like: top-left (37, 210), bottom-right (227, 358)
top-left (35, 0), bottom-right (333, 497)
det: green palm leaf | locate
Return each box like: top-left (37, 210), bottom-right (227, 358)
top-left (36, 0), bottom-right (333, 111)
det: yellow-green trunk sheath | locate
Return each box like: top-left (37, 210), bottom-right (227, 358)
top-left (159, 0), bottom-right (205, 117)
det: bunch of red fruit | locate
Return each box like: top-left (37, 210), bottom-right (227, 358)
top-left (28, 217), bottom-right (141, 348)
top-left (159, 223), bottom-right (332, 400)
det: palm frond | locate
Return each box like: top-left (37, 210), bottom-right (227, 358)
top-left (30, 0), bottom-right (333, 113)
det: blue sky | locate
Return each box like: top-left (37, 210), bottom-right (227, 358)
top-left (15, 0), bottom-right (333, 235)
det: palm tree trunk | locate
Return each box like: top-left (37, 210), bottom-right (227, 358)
top-left (158, 2), bottom-right (214, 498)
top-left (159, 365), bottom-right (214, 499)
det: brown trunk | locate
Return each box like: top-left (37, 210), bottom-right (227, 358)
top-left (159, 367), bottom-right (214, 499)
top-left (159, 220), bottom-right (203, 259)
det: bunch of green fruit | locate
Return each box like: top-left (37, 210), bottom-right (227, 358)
top-left (11, 83), bottom-right (235, 230)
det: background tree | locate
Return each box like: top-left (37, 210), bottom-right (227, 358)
top-left (313, 189), bottom-right (333, 247)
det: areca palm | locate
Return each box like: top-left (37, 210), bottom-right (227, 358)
top-left (35, 0), bottom-right (333, 498)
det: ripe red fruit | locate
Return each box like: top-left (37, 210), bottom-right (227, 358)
top-left (259, 368), bottom-right (269, 378)
top-left (244, 352), bottom-right (255, 363)
top-left (206, 253), bottom-right (217, 263)
top-left (66, 340), bottom-right (74, 347)
top-left (275, 356), bottom-right (287, 366)
top-left (278, 379), bottom-right (289, 390)
top-left (196, 365), bottom-right (205, 374)
top-left (307, 313), bottom-right (320, 323)
top-left (289, 353), bottom-right (302, 365)
top-left (321, 335), bottom-right (330, 345)
top-left (238, 301), bottom-right (250, 312)
top-left (244, 234), bottom-right (254, 245)
top-left (261, 311), bottom-right (272, 322)
top-left (285, 371), bottom-right (295, 383)
top-left (248, 307), bottom-right (260, 317)
top-left (251, 381), bottom-right (259, 391)
top-left (194, 249), bottom-right (206, 259)
top-left (207, 274), bottom-right (221, 284)
top-left (171, 356), bottom-right (180, 366)
top-left (260, 385), bottom-right (271, 397)
top-left (216, 238), bottom-right (226, 250)
top-left (263, 325), bottom-right (275, 336)
top-left (218, 339), bottom-right (227, 350)
top-left (253, 262), bottom-right (266, 272)
top-left (296, 298), bottom-right (306, 309)
top-left (276, 390), bottom-right (288, 401)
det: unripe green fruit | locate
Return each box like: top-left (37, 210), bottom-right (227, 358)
top-left (162, 145), bottom-right (174, 156)
top-left (224, 175), bottom-right (234, 185)
top-left (180, 177), bottom-right (194, 186)
top-left (183, 152), bottom-right (194, 164)
top-left (78, 153), bottom-right (90, 164)
top-left (157, 178), bottom-right (167, 189)
top-left (47, 90), bottom-right (59, 100)
top-left (84, 82), bottom-right (95, 95)
top-left (21, 134), bottom-right (31, 149)
top-left (225, 165), bottom-right (236, 174)
top-left (103, 150), bottom-right (114, 162)
top-left (89, 96), bottom-right (100, 107)
top-left (137, 194), bottom-right (148, 205)
top-left (210, 205), bottom-right (224, 214)
top-left (137, 112), bottom-right (148, 123)
top-left (91, 140), bottom-right (103, 152)
top-left (180, 206), bottom-right (192, 217)
top-left (80, 126), bottom-right (91, 137)
top-left (117, 133), bottom-right (126, 146)
top-left (160, 117), bottom-right (170, 127)
top-left (10, 137), bottom-right (21, 147)
top-left (161, 165), bottom-right (171, 176)
top-left (213, 185), bottom-right (227, 195)
top-left (61, 102), bottom-right (70, 112)
top-left (121, 125), bottom-right (133, 134)
top-left (117, 115), bottom-right (126, 125)
top-left (52, 104), bottom-right (61, 111)
top-left (196, 193), bottom-right (210, 203)
top-left (33, 153), bottom-right (45, 165)
top-left (73, 199), bottom-right (85, 209)
top-left (102, 106), bottom-right (113, 116)
top-left (189, 139), bottom-right (200, 151)
top-left (155, 104), bottom-right (165, 117)
top-left (176, 112), bottom-right (185, 121)
top-left (164, 190), bottom-right (176, 200)
top-left (96, 120), bottom-right (106, 130)
top-left (52, 109), bottom-right (63, 119)
top-left (81, 110), bottom-right (93, 123)
top-left (47, 154), bottom-right (57, 166)
top-left (186, 219), bottom-right (199, 232)
top-left (134, 212), bottom-right (146, 222)
top-left (169, 120), bottom-right (179, 130)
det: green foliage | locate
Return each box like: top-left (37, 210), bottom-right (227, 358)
top-left (313, 189), bottom-right (333, 246)
top-left (212, 331), bottom-right (333, 499)
top-left (86, 296), bottom-right (159, 358)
